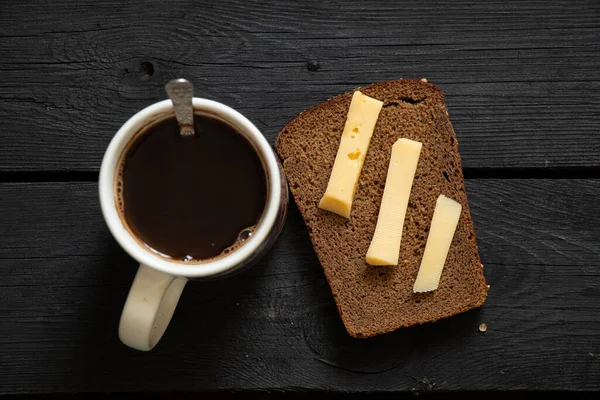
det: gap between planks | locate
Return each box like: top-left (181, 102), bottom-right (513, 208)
top-left (1, 167), bottom-right (600, 183)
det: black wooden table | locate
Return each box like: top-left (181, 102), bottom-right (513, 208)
top-left (1, 0), bottom-right (599, 395)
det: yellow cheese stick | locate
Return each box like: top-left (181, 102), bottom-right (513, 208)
top-left (413, 195), bottom-right (462, 293)
top-left (366, 138), bottom-right (422, 266)
top-left (319, 91), bottom-right (383, 218)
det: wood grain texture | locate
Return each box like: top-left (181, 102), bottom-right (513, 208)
top-left (1, 181), bottom-right (599, 393)
top-left (0, 0), bottom-right (599, 172)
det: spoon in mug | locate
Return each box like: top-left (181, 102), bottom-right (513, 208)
top-left (165, 79), bottom-right (195, 137)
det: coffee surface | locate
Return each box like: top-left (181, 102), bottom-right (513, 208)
top-left (118, 114), bottom-right (267, 261)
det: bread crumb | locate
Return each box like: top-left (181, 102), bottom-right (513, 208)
top-left (479, 323), bottom-right (487, 332)
top-left (487, 285), bottom-right (491, 289)
top-left (420, 78), bottom-right (428, 83)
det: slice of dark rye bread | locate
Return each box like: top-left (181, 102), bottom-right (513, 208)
top-left (275, 79), bottom-right (488, 338)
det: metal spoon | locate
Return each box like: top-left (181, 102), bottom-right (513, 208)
top-left (165, 79), bottom-right (195, 137)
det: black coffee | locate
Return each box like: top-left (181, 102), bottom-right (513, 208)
top-left (117, 113), bottom-right (267, 262)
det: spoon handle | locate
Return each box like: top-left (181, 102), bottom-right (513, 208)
top-left (165, 79), bottom-right (195, 137)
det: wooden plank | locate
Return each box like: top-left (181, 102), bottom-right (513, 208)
top-left (0, 180), bottom-right (599, 393)
top-left (0, 0), bottom-right (599, 172)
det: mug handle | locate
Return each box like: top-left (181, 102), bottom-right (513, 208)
top-left (118, 264), bottom-right (187, 351)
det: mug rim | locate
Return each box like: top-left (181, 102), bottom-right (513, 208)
top-left (99, 98), bottom-right (282, 278)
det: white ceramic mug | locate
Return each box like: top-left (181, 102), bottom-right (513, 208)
top-left (99, 98), bottom-right (288, 351)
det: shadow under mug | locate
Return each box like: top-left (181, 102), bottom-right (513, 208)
top-left (99, 98), bottom-right (288, 351)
